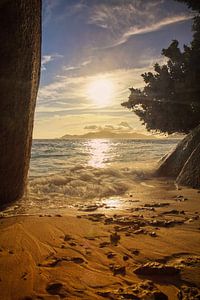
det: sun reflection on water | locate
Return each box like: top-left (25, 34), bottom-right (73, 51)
top-left (87, 139), bottom-right (110, 168)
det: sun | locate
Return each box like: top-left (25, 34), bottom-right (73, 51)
top-left (86, 77), bottom-right (114, 107)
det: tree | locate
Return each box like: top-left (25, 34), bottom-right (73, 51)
top-left (122, 2), bottom-right (200, 134)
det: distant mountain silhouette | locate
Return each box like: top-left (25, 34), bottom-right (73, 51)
top-left (61, 129), bottom-right (156, 139)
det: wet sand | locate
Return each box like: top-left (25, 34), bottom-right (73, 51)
top-left (0, 179), bottom-right (200, 300)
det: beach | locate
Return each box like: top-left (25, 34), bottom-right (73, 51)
top-left (0, 178), bottom-right (200, 300)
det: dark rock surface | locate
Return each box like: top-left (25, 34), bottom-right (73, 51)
top-left (156, 125), bottom-right (200, 189)
top-left (177, 143), bottom-right (200, 189)
top-left (134, 262), bottom-right (180, 276)
top-left (0, 1), bottom-right (41, 204)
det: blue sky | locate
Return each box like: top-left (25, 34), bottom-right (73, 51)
top-left (34, 0), bottom-right (194, 138)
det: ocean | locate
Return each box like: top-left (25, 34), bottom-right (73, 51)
top-left (2, 139), bottom-right (180, 216)
top-left (30, 139), bottom-right (178, 176)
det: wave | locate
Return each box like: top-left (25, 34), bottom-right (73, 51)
top-left (28, 163), bottom-right (156, 203)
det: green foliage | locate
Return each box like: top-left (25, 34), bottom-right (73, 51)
top-left (122, 1), bottom-right (200, 134)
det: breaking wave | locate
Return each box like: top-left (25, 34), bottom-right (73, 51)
top-left (28, 163), bottom-right (155, 203)
top-left (1, 139), bottom-right (179, 216)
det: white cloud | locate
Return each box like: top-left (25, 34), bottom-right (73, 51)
top-left (41, 54), bottom-right (63, 71)
top-left (63, 65), bottom-right (79, 72)
top-left (63, 59), bottom-right (92, 73)
top-left (35, 66), bottom-right (155, 137)
top-left (120, 14), bottom-right (193, 46)
top-left (87, 1), bottom-right (192, 49)
top-left (118, 121), bottom-right (132, 129)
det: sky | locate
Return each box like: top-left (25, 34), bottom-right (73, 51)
top-left (33, 0), bottom-right (194, 138)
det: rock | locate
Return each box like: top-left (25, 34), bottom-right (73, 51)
top-left (97, 291), bottom-right (115, 298)
top-left (177, 143), bottom-right (200, 189)
top-left (79, 205), bottom-right (98, 212)
top-left (134, 228), bottom-right (146, 234)
top-left (69, 242), bottom-right (76, 246)
top-left (131, 249), bottom-right (140, 255)
top-left (162, 209), bottom-right (180, 215)
top-left (149, 231), bottom-right (157, 237)
top-left (177, 285), bottom-right (200, 300)
top-left (134, 262), bottom-right (180, 276)
top-left (39, 257), bottom-right (62, 268)
top-left (0, 0), bottom-right (41, 204)
top-left (155, 125), bottom-right (200, 189)
top-left (71, 257), bottom-right (84, 264)
top-left (97, 280), bottom-right (168, 300)
top-left (150, 219), bottom-right (183, 227)
top-left (64, 234), bottom-right (72, 241)
top-left (110, 232), bottom-right (120, 245)
top-left (46, 282), bottom-right (67, 297)
top-left (99, 242), bottom-right (110, 248)
top-left (46, 283), bottom-right (63, 295)
top-left (156, 125), bottom-right (200, 178)
top-left (153, 291), bottom-right (168, 300)
top-left (111, 265), bottom-right (126, 276)
top-left (107, 252), bottom-right (116, 259)
top-left (120, 293), bottom-right (139, 299)
top-left (144, 203), bottom-right (169, 208)
top-left (123, 255), bottom-right (129, 261)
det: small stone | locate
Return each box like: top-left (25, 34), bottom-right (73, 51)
top-left (64, 234), bottom-right (72, 241)
top-left (149, 232), bottom-right (157, 237)
top-left (99, 242), bottom-right (110, 248)
top-left (131, 249), bottom-right (140, 255)
top-left (111, 265), bottom-right (126, 276)
top-left (153, 291), bottom-right (168, 300)
top-left (71, 257), bottom-right (84, 264)
top-left (69, 242), bottom-right (76, 246)
top-left (110, 232), bottom-right (120, 245)
top-left (46, 282), bottom-right (65, 296)
top-left (123, 255), bottom-right (129, 261)
top-left (107, 252), bottom-right (116, 259)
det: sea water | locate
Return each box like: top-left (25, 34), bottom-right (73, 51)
top-left (2, 139), bottom-right (180, 215)
top-left (30, 139), bottom-right (178, 176)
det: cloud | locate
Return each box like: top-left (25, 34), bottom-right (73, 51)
top-left (84, 125), bottom-right (99, 130)
top-left (41, 54), bottom-right (63, 71)
top-left (63, 59), bottom-right (92, 73)
top-left (63, 66), bottom-right (80, 72)
top-left (87, 1), bottom-right (192, 49)
top-left (118, 121), bottom-right (132, 129)
top-left (35, 66), bottom-right (153, 137)
top-left (82, 122), bottom-right (135, 134)
top-left (37, 65), bottom-right (153, 112)
top-left (118, 14), bottom-right (193, 46)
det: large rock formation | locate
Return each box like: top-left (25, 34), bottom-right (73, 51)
top-left (156, 125), bottom-right (200, 188)
top-left (176, 143), bottom-right (200, 188)
top-left (0, 1), bottom-right (41, 204)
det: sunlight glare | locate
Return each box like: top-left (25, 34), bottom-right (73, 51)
top-left (86, 77), bottom-right (114, 107)
top-left (87, 139), bottom-right (110, 168)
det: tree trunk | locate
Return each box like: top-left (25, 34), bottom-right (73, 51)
top-left (0, 0), bottom-right (41, 204)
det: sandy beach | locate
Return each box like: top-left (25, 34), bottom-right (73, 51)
top-left (0, 179), bottom-right (200, 300)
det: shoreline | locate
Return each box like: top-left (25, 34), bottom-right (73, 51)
top-left (0, 179), bottom-right (200, 299)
